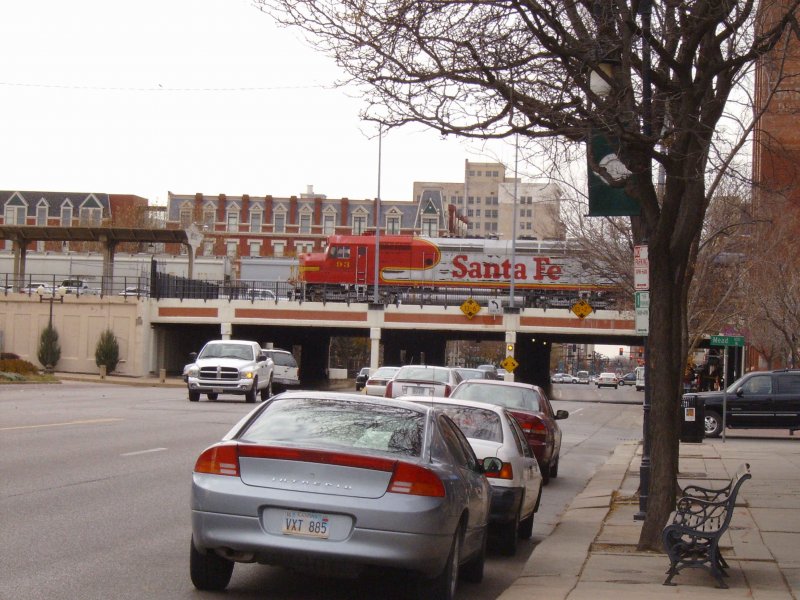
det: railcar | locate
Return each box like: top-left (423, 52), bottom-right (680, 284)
top-left (298, 235), bottom-right (618, 308)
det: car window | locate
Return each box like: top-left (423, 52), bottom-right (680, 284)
top-left (371, 367), bottom-right (399, 379)
top-left (437, 414), bottom-right (479, 470)
top-left (427, 403), bottom-right (502, 443)
top-left (452, 383), bottom-right (542, 411)
top-left (740, 374), bottom-right (772, 395)
top-left (269, 352), bottom-right (297, 367)
top-left (200, 343), bottom-right (253, 360)
top-left (240, 398), bottom-right (424, 457)
top-left (775, 373), bottom-right (800, 394)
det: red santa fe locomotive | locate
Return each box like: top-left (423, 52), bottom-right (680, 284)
top-left (298, 235), bottom-right (617, 307)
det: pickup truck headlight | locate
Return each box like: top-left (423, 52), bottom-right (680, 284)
top-left (185, 365), bottom-right (199, 378)
top-left (239, 367), bottom-right (256, 379)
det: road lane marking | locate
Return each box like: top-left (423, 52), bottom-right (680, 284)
top-left (120, 447), bottom-right (167, 457)
top-left (0, 418), bottom-right (123, 431)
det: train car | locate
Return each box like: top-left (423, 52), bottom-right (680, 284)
top-left (298, 234), bottom-right (618, 307)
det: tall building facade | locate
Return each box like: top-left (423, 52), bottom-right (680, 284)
top-left (413, 160), bottom-right (565, 240)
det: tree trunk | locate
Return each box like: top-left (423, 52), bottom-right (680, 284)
top-left (636, 234), bottom-right (686, 550)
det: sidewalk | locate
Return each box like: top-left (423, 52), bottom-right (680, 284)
top-left (499, 436), bottom-right (800, 600)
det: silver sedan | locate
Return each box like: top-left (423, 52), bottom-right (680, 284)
top-left (190, 392), bottom-right (500, 600)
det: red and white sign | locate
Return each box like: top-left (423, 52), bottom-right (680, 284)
top-left (634, 245), bottom-right (649, 291)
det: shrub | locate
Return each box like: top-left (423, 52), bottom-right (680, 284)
top-left (37, 324), bottom-right (61, 371)
top-left (0, 358), bottom-right (39, 374)
top-left (95, 328), bottom-right (120, 373)
top-left (0, 352), bottom-right (20, 360)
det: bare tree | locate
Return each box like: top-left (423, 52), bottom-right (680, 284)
top-left (256, 0), bottom-right (800, 549)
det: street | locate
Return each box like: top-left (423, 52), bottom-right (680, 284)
top-left (0, 381), bottom-right (644, 599)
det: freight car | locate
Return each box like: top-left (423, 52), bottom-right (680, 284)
top-left (297, 235), bottom-right (619, 308)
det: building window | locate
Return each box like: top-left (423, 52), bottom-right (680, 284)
top-left (469, 170), bottom-right (475, 176)
top-left (179, 206), bottom-right (192, 228)
top-left (226, 210), bottom-right (239, 233)
top-left (226, 241), bottom-right (238, 257)
top-left (250, 210), bottom-right (262, 232)
top-left (36, 205), bottom-right (48, 226)
top-left (248, 241), bottom-right (261, 256)
top-left (203, 208), bottom-right (215, 230)
top-left (61, 206), bottom-right (73, 227)
top-left (4, 205), bottom-right (25, 225)
top-left (352, 214), bottom-right (367, 234)
top-left (203, 240), bottom-right (214, 256)
top-left (475, 209), bottom-right (481, 217)
top-left (323, 213), bottom-right (335, 235)
top-left (79, 207), bottom-right (102, 226)
top-left (274, 212), bottom-right (286, 233)
top-left (421, 217), bottom-right (437, 236)
top-left (273, 241), bottom-right (285, 257)
top-left (296, 241), bottom-right (314, 253)
top-left (386, 215), bottom-right (400, 234)
top-left (299, 213), bottom-right (312, 234)
top-left (467, 196), bottom-right (474, 204)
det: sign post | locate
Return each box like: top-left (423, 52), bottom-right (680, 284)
top-left (634, 244), bottom-right (650, 521)
top-left (710, 335), bottom-right (744, 443)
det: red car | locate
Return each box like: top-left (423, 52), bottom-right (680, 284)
top-left (449, 379), bottom-right (568, 484)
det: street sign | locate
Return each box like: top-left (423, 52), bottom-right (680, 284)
top-left (634, 290), bottom-right (649, 335)
top-left (500, 356), bottom-right (519, 372)
top-left (710, 335), bottom-right (744, 348)
top-left (460, 298), bottom-right (481, 319)
top-left (634, 245), bottom-right (649, 291)
top-left (487, 298), bottom-right (503, 315)
top-left (570, 299), bottom-right (593, 320)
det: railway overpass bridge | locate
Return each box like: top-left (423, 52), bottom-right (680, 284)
top-left (1, 292), bottom-right (639, 386)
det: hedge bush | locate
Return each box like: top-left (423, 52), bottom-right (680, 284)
top-left (0, 358), bottom-right (39, 374)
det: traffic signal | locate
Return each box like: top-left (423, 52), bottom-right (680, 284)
top-left (506, 343), bottom-right (514, 354)
top-left (619, 347), bottom-right (624, 356)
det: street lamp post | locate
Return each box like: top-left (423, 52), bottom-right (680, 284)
top-left (36, 284), bottom-right (66, 373)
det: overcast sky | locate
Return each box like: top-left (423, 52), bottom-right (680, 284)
top-left (1, 0), bottom-right (520, 205)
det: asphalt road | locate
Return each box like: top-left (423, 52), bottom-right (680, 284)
top-left (0, 381), bottom-right (644, 600)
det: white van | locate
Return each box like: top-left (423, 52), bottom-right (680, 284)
top-left (635, 366), bottom-right (645, 391)
top-left (576, 370), bottom-right (590, 384)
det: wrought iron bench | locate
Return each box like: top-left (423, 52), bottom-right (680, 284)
top-left (662, 463), bottom-right (751, 588)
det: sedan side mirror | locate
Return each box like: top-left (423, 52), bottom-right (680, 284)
top-left (188, 352), bottom-right (198, 362)
top-left (481, 456), bottom-right (503, 475)
top-left (736, 388), bottom-right (744, 397)
top-left (555, 409), bottom-right (569, 420)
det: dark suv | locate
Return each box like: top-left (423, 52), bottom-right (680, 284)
top-left (683, 369), bottom-right (800, 437)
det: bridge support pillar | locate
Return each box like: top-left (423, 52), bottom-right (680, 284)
top-left (370, 328), bottom-right (381, 372)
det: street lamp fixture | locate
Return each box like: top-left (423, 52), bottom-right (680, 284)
top-left (37, 285), bottom-right (67, 328)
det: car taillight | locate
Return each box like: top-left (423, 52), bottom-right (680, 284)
top-left (518, 418), bottom-right (549, 441)
top-left (194, 443), bottom-right (240, 477)
top-left (485, 462), bottom-right (514, 480)
top-left (388, 462), bottom-right (446, 497)
top-left (443, 384), bottom-right (452, 397)
top-left (385, 381), bottom-right (393, 397)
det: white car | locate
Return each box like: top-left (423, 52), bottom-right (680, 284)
top-left (596, 372), bottom-right (619, 388)
top-left (384, 365), bottom-right (464, 398)
top-left (401, 395), bottom-right (542, 556)
top-left (364, 366), bottom-right (400, 396)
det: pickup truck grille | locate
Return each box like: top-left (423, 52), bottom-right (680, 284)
top-left (199, 366), bottom-right (240, 381)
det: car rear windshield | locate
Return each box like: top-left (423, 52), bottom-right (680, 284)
top-left (240, 397), bottom-right (425, 457)
top-left (396, 366), bottom-right (449, 383)
top-left (269, 352), bottom-right (297, 367)
top-left (451, 383), bottom-right (542, 412)
top-left (428, 403), bottom-right (502, 443)
top-left (370, 367), bottom-right (399, 379)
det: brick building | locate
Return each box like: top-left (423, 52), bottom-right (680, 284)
top-left (0, 190), bottom-right (150, 253)
top-left (164, 187), bottom-right (468, 265)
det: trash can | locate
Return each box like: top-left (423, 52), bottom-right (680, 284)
top-left (680, 395), bottom-right (705, 443)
